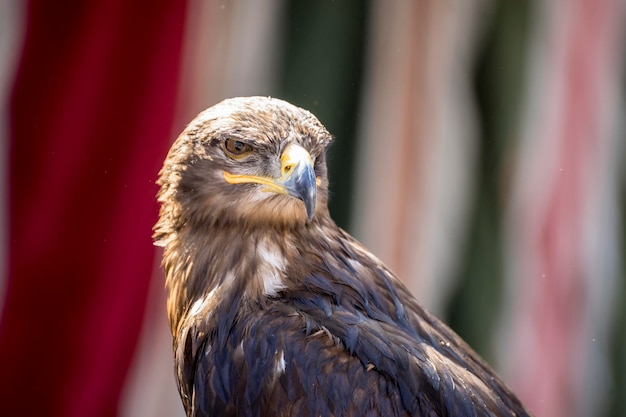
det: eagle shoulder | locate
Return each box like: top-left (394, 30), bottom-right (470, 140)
top-left (175, 296), bottom-right (424, 417)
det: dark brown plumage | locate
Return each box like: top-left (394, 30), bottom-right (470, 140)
top-left (154, 96), bottom-right (531, 417)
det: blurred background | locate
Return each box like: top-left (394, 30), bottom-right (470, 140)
top-left (1, 0), bottom-right (625, 416)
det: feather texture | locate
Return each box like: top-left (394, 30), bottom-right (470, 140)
top-left (155, 97), bottom-right (531, 416)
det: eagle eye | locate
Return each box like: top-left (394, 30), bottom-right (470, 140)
top-left (222, 139), bottom-right (253, 159)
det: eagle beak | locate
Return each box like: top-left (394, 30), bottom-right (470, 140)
top-left (277, 144), bottom-right (317, 220)
top-left (222, 144), bottom-right (318, 220)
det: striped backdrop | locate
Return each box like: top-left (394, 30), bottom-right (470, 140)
top-left (1, 1), bottom-right (624, 416)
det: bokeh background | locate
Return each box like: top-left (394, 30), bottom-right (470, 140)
top-left (1, 1), bottom-right (625, 416)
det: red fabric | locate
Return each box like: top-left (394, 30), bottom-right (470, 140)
top-left (507, 0), bottom-right (622, 415)
top-left (0, 1), bottom-right (187, 416)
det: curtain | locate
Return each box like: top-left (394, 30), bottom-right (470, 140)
top-left (2, 1), bottom-right (624, 416)
top-left (0, 1), bottom-right (187, 415)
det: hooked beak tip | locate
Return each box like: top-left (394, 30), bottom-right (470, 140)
top-left (279, 145), bottom-right (317, 221)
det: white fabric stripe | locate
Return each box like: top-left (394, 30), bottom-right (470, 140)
top-left (353, 0), bottom-right (486, 315)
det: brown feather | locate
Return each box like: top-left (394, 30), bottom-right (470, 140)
top-left (155, 96), bottom-right (532, 417)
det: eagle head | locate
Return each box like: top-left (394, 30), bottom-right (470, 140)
top-left (155, 96), bottom-right (333, 243)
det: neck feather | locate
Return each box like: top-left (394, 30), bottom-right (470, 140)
top-left (162, 216), bottom-right (336, 334)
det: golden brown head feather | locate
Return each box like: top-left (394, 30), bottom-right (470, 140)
top-left (155, 96), bottom-right (332, 240)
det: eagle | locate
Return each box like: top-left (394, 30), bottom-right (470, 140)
top-left (154, 96), bottom-right (531, 417)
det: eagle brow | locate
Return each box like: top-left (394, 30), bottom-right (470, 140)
top-left (214, 134), bottom-right (260, 147)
